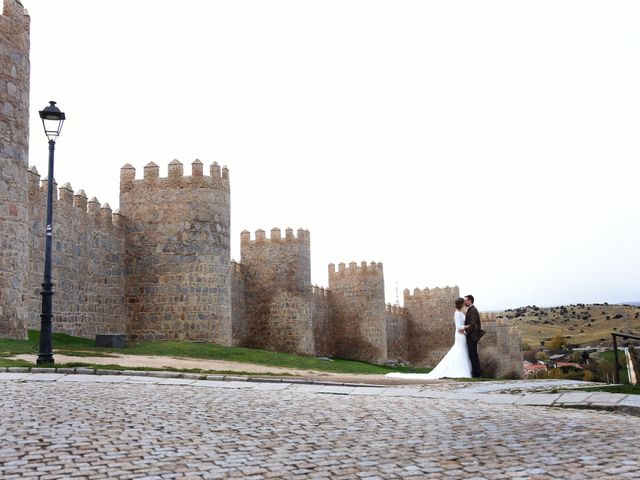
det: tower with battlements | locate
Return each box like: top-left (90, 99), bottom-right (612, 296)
top-left (239, 228), bottom-right (314, 355)
top-left (119, 160), bottom-right (232, 344)
top-left (0, 1), bottom-right (523, 377)
top-left (0, 0), bottom-right (30, 339)
top-left (404, 286), bottom-right (460, 367)
top-left (329, 261), bottom-right (388, 364)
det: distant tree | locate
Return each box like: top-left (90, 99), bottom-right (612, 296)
top-left (613, 314), bottom-right (623, 319)
top-left (523, 350), bottom-right (538, 363)
top-left (521, 342), bottom-right (532, 351)
top-left (535, 351), bottom-right (548, 361)
top-left (597, 358), bottom-right (614, 382)
top-left (583, 370), bottom-right (594, 382)
top-left (548, 368), bottom-right (564, 379)
top-left (546, 333), bottom-right (568, 351)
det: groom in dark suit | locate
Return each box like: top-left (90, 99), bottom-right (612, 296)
top-left (463, 294), bottom-right (482, 378)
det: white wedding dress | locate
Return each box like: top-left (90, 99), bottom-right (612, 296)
top-left (386, 310), bottom-right (472, 379)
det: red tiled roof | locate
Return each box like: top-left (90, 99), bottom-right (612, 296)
top-left (556, 362), bottom-right (583, 369)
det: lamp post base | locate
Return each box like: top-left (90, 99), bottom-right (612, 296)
top-left (36, 355), bottom-right (55, 365)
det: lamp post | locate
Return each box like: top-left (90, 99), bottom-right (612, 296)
top-left (36, 101), bottom-right (65, 365)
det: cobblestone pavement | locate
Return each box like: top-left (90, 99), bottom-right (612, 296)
top-left (1, 379), bottom-right (639, 479)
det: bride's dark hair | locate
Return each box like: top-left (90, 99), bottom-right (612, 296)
top-left (455, 297), bottom-right (465, 309)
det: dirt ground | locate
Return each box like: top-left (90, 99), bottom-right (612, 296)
top-left (12, 352), bottom-right (446, 385)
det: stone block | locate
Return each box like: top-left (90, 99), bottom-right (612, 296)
top-left (556, 392), bottom-right (593, 404)
top-left (95, 334), bottom-right (126, 348)
top-left (249, 377), bottom-right (283, 383)
top-left (149, 371), bottom-right (182, 379)
top-left (30, 367), bottom-right (55, 373)
top-left (74, 368), bottom-right (96, 375)
top-left (157, 378), bottom-right (198, 385)
top-left (479, 394), bottom-right (519, 405)
top-left (55, 368), bottom-right (76, 374)
top-left (7, 367), bottom-right (29, 373)
top-left (618, 395), bottom-right (640, 407)
top-left (122, 370), bottom-right (148, 376)
top-left (24, 373), bottom-right (65, 381)
top-left (0, 372), bottom-right (30, 380)
top-left (586, 392), bottom-right (625, 405)
top-left (514, 393), bottom-right (560, 406)
top-left (317, 386), bottom-right (356, 395)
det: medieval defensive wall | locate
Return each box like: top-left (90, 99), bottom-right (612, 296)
top-left (0, 0), bottom-right (523, 377)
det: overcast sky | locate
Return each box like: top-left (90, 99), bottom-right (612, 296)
top-left (18, 0), bottom-right (640, 310)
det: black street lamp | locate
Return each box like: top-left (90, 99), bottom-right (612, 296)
top-left (36, 101), bottom-right (65, 365)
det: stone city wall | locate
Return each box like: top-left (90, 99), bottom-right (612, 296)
top-left (508, 327), bottom-right (523, 377)
top-left (311, 285), bottom-right (333, 357)
top-left (0, 0), bottom-right (29, 339)
top-left (239, 228), bottom-right (313, 355)
top-left (26, 169), bottom-right (126, 337)
top-left (385, 304), bottom-right (408, 361)
top-left (328, 261), bottom-right (388, 364)
top-left (479, 312), bottom-right (524, 378)
top-left (230, 260), bottom-right (247, 346)
top-left (0, 0), bottom-right (526, 376)
top-left (119, 160), bottom-right (232, 344)
top-left (404, 286), bottom-right (460, 367)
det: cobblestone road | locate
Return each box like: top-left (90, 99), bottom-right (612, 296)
top-left (1, 381), bottom-right (639, 479)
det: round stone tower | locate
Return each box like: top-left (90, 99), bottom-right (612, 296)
top-left (0, 0), bottom-right (30, 339)
top-left (328, 261), bottom-right (388, 364)
top-left (119, 160), bottom-right (232, 345)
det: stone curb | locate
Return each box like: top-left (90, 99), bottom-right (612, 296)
top-left (1, 367), bottom-right (638, 415)
top-left (0, 366), bottom-right (382, 388)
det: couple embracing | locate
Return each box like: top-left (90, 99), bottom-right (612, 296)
top-left (387, 295), bottom-right (482, 380)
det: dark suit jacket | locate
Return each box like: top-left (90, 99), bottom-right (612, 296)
top-left (465, 305), bottom-right (481, 341)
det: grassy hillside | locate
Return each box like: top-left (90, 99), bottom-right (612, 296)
top-left (498, 303), bottom-right (640, 348)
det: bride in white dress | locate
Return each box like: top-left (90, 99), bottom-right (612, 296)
top-left (386, 298), bottom-right (472, 379)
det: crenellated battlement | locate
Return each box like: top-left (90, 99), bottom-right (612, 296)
top-left (119, 160), bottom-right (229, 193)
top-left (403, 285), bottom-right (460, 302)
top-left (27, 166), bottom-right (124, 230)
top-left (385, 303), bottom-right (405, 317)
top-left (0, 0), bottom-right (30, 30)
top-left (240, 227), bottom-right (310, 245)
top-left (312, 285), bottom-right (330, 298)
top-left (328, 261), bottom-right (384, 278)
top-left (481, 311), bottom-right (499, 323)
top-left (231, 260), bottom-right (243, 274)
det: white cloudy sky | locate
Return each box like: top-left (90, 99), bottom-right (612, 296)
top-left (18, 0), bottom-right (640, 310)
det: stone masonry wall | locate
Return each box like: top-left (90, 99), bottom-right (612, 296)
top-left (231, 260), bottom-right (247, 346)
top-left (386, 304), bottom-right (408, 361)
top-left (120, 160), bottom-right (232, 345)
top-left (329, 261), bottom-right (387, 364)
top-left (26, 170), bottom-right (126, 337)
top-left (508, 327), bottom-right (524, 377)
top-left (478, 312), bottom-right (523, 378)
top-left (312, 286), bottom-right (333, 357)
top-left (239, 228), bottom-right (313, 355)
top-left (0, 0), bottom-right (29, 339)
top-left (404, 286), bottom-right (460, 367)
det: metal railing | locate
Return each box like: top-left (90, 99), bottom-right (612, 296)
top-left (612, 333), bottom-right (640, 384)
